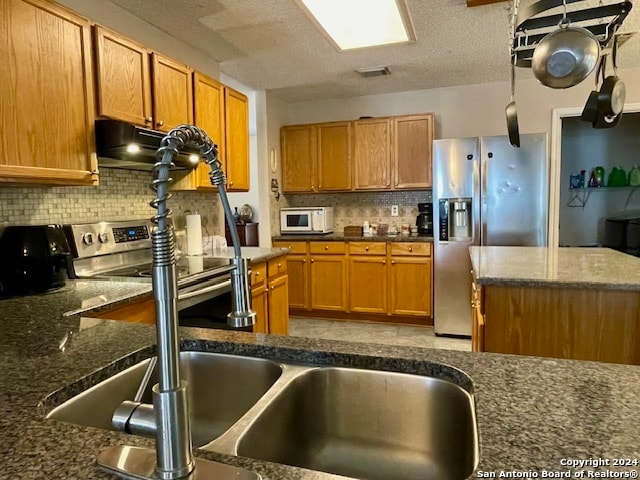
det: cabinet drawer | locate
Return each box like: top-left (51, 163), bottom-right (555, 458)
top-left (268, 256), bottom-right (287, 278)
top-left (251, 262), bottom-right (267, 286)
top-left (349, 242), bottom-right (387, 255)
top-left (390, 242), bottom-right (431, 256)
top-left (309, 241), bottom-right (346, 254)
top-left (273, 241), bottom-right (307, 254)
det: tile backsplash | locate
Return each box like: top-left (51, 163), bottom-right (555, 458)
top-left (0, 169), bottom-right (221, 232)
top-left (276, 190), bottom-right (432, 235)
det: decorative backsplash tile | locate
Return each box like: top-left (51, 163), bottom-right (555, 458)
top-left (274, 190), bottom-right (432, 234)
top-left (0, 169), bottom-right (221, 231)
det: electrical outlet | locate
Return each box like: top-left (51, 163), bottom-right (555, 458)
top-left (391, 205), bottom-right (399, 216)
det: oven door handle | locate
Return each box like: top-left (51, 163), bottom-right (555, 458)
top-left (178, 279), bottom-right (232, 301)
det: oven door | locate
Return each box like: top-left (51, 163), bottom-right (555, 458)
top-left (177, 275), bottom-right (232, 311)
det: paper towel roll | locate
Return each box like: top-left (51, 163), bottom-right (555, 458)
top-left (186, 213), bottom-right (203, 255)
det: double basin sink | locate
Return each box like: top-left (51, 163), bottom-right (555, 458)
top-left (46, 351), bottom-right (479, 480)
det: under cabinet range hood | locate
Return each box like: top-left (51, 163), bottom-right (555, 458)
top-left (95, 119), bottom-right (203, 171)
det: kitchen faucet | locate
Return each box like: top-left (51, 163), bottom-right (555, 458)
top-left (97, 125), bottom-right (259, 480)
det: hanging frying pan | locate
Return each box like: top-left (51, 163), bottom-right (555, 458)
top-left (581, 55), bottom-right (604, 123)
top-left (505, 53), bottom-right (520, 147)
top-left (593, 36), bottom-right (626, 128)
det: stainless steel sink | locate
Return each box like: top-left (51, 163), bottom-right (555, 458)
top-left (46, 352), bottom-right (283, 447)
top-left (231, 367), bottom-right (479, 480)
top-left (47, 353), bottom-right (478, 480)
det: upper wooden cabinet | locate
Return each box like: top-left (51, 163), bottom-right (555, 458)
top-left (151, 53), bottom-right (194, 132)
top-left (353, 118), bottom-right (393, 190)
top-left (193, 72), bottom-right (225, 191)
top-left (224, 87), bottom-right (250, 191)
top-left (281, 121), bottom-right (352, 193)
top-left (94, 28), bottom-right (194, 134)
top-left (282, 113), bottom-right (433, 193)
top-left (0, 0), bottom-right (98, 186)
top-left (174, 75), bottom-right (249, 192)
top-left (394, 114), bottom-right (433, 189)
top-left (94, 26), bottom-right (152, 127)
top-left (316, 121), bottom-right (352, 191)
top-left (281, 124), bottom-right (316, 192)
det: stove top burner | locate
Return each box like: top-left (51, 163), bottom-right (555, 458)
top-left (93, 256), bottom-right (232, 282)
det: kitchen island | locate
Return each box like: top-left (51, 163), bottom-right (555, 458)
top-left (3, 265), bottom-right (640, 479)
top-left (470, 246), bottom-right (640, 364)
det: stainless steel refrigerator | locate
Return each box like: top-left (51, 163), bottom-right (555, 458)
top-left (433, 133), bottom-right (548, 336)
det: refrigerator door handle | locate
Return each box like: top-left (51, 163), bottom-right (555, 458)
top-left (480, 149), bottom-right (488, 246)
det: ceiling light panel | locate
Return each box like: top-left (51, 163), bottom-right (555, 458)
top-left (297, 0), bottom-right (416, 51)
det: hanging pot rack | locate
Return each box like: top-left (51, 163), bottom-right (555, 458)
top-left (511, 0), bottom-right (633, 67)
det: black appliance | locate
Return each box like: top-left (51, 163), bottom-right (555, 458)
top-left (416, 202), bottom-right (433, 235)
top-left (603, 215), bottom-right (640, 257)
top-left (0, 225), bottom-right (71, 295)
top-left (95, 119), bottom-right (203, 171)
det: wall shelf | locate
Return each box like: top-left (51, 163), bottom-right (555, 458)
top-left (567, 186), bottom-right (640, 208)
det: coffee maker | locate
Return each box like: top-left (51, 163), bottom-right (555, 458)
top-left (416, 202), bottom-right (433, 235)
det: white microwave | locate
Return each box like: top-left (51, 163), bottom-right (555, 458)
top-left (280, 207), bottom-right (334, 234)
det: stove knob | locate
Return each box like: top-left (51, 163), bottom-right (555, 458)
top-left (82, 233), bottom-right (94, 246)
top-left (98, 232), bottom-right (109, 244)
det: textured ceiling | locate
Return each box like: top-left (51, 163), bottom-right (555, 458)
top-left (108, 0), bottom-right (640, 103)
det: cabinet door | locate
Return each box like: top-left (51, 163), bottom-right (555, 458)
top-left (0, 0), bottom-right (97, 185)
top-left (348, 256), bottom-right (387, 314)
top-left (94, 26), bottom-right (152, 127)
top-left (316, 121), bottom-right (352, 191)
top-left (310, 255), bottom-right (347, 311)
top-left (224, 87), bottom-right (249, 191)
top-left (389, 256), bottom-right (432, 317)
top-left (268, 274), bottom-right (289, 335)
top-left (353, 118), bottom-right (392, 190)
top-left (284, 253), bottom-right (309, 309)
top-left (394, 114), bottom-right (433, 189)
top-left (251, 283), bottom-right (268, 334)
top-left (193, 72), bottom-right (225, 190)
top-left (151, 53), bottom-right (193, 132)
top-left (281, 125), bottom-right (315, 192)
top-left (91, 296), bottom-right (156, 324)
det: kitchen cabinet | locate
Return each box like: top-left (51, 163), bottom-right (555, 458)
top-left (276, 238), bottom-right (433, 324)
top-left (172, 74), bottom-right (249, 192)
top-left (151, 53), bottom-right (194, 132)
top-left (250, 262), bottom-right (268, 333)
top-left (471, 272), bottom-right (485, 352)
top-left (393, 114), bottom-right (433, 189)
top-left (309, 242), bottom-right (348, 312)
top-left (281, 122), bottom-right (352, 193)
top-left (281, 113), bottom-right (433, 193)
top-left (316, 121), bottom-right (352, 191)
top-left (90, 296), bottom-right (156, 324)
top-left (0, 0), bottom-right (98, 186)
top-left (224, 87), bottom-right (250, 191)
top-left (388, 242), bottom-right (432, 317)
top-left (272, 241), bottom-right (309, 310)
top-left (348, 242), bottom-right (387, 314)
top-left (281, 125), bottom-right (316, 192)
top-left (93, 26), bottom-right (152, 127)
top-left (251, 257), bottom-right (289, 335)
top-left (353, 118), bottom-right (393, 190)
top-left (267, 257), bottom-right (289, 335)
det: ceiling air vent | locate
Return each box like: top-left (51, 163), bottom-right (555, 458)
top-left (356, 66), bottom-right (391, 78)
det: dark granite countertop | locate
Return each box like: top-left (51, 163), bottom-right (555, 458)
top-left (273, 233), bottom-right (433, 243)
top-left (3, 267), bottom-right (640, 479)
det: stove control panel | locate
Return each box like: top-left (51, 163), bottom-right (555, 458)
top-left (64, 220), bottom-right (154, 258)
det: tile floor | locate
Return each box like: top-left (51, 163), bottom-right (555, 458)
top-left (289, 316), bottom-right (471, 351)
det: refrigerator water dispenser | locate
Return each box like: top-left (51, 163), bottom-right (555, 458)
top-left (439, 198), bottom-right (472, 241)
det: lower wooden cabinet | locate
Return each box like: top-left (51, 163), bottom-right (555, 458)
top-left (471, 273), bottom-right (485, 352)
top-left (309, 242), bottom-right (348, 312)
top-left (251, 256), bottom-right (289, 335)
top-left (348, 242), bottom-right (387, 314)
top-left (274, 239), bottom-right (433, 325)
top-left (388, 243), bottom-right (432, 317)
top-left (90, 296), bottom-right (156, 324)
